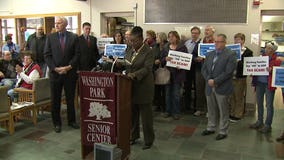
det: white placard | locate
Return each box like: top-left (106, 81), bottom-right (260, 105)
top-left (243, 56), bottom-right (269, 76)
top-left (97, 37), bottom-right (113, 51)
top-left (166, 50), bottom-right (192, 70)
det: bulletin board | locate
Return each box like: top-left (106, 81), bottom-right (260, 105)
top-left (145, 0), bottom-right (248, 24)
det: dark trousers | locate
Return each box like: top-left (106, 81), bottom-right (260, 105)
top-left (184, 69), bottom-right (195, 111)
top-left (131, 103), bottom-right (155, 145)
top-left (50, 75), bottom-right (77, 126)
top-left (153, 85), bottom-right (166, 111)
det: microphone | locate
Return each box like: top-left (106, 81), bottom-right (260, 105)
top-left (111, 57), bottom-right (118, 73)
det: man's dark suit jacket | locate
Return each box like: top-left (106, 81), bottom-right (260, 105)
top-left (78, 35), bottom-right (100, 71)
top-left (44, 31), bottom-right (80, 80)
top-left (25, 32), bottom-right (47, 64)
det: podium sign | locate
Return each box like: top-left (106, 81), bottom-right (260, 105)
top-left (80, 72), bottom-right (117, 145)
top-left (80, 72), bottom-right (131, 159)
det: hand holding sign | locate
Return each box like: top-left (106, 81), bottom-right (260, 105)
top-left (166, 50), bottom-right (192, 70)
top-left (165, 56), bottom-right (173, 61)
top-left (243, 56), bottom-right (269, 76)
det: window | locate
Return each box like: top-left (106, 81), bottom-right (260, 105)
top-left (25, 17), bottom-right (44, 41)
top-left (2, 19), bottom-right (16, 43)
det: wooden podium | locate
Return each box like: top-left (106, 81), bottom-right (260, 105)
top-left (79, 72), bottom-right (131, 160)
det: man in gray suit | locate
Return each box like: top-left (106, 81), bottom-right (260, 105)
top-left (201, 34), bottom-right (237, 140)
top-left (44, 16), bottom-right (80, 133)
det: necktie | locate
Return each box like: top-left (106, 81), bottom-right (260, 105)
top-left (211, 52), bottom-right (219, 71)
top-left (86, 36), bottom-right (90, 47)
top-left (60, 33), bottom-right (65, 54)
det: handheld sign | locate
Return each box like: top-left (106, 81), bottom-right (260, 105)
top-left (166, 50), bottom-right (192, 70)
top-left (97, 37), bottom-right (113, 51)
top-left (198, 43), bottom-right (241, 60)
top-left (243, 56), bottom-right (269, 76)
top-left (272, 66), bottom-right (284, 87)
top-left (198, 43), bottom-right (215, 58)
top-left (226, 43), bottom-right (241, 60)
top-left (104, 44), bottom-right (127, 58)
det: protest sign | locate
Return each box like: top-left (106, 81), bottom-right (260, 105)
top-left (272, 66), bottom-right (284, 87)
top-left (97, 37), bottom-right (113, 54)
top-left (243, 56), bottom-right (269, 75)
top-left (198, 43), bottom-right (215, 58)
top-left (198, 43), bottom-right (241, 60)
top-left (166, 50), bottom-right (192, 70)
top-left (104, 44), bottom-right (127, 58)
top-left (226, 43), bottom-right (241, 60)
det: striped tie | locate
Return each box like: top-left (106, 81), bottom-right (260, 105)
top-left (211, 52), bottom-right (218, 71)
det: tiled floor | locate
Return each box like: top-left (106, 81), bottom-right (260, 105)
top-left (0, 106), bottom-right (284, 160)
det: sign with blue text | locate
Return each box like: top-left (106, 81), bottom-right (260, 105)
top-left (198, 43), bottom-right (215, 58)
top-left (104, 44), bottom-right (127, 58)
top-left (198, 43), bottom-right (241, 60)
top-left (272, 67), bottom-right (284, 87)
top-left (226, 44), bottom-right (241, 60)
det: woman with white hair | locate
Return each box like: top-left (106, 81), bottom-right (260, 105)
top-left (249, 42), bottom-right (281, 133)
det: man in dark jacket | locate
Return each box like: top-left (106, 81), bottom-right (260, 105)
top-left (0, 51), bottom-right (20, 90)
top-left (26, 25), bottom-right (47, 76)
top-left (44, 16), bottom-right (80, 133)
top-left (78, 22), bottom-right (100, 71)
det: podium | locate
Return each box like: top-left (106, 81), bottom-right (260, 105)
top-left (79, 72), bottom-right (131, 160)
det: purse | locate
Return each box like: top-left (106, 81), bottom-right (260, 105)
top-left (154, 67), bottom-right (170, 85)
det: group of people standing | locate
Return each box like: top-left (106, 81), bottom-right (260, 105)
top-left (1, 17), bottom-right (284, 151)
top-left (140, 25), bottom-right (283, 143)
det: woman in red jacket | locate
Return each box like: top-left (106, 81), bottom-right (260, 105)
top-left (250, 42), bottom-right (281, 133)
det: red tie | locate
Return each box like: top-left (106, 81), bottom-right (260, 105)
top-left (86, 36), bottom-right (90, 47)
top-left (60, 33), bottom-right (65, 53)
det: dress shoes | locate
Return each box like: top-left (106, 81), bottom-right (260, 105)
top-left (130, 139), bottom-right (138, 145)
top-left (142, 144), bottom-right (152, 150)
top-left (249, 122), bottom-right (263, 130)
top-left (201, 130), bottom-right (215, 136)
top-left (54, 125), bottom-right (61, 133)
top-left (216, 134), bottom-right (227, 140)
top-left (258, 126), bottom-right (272, 134)
top-left (68, 122), bottom-right (80, 129)
top-left (163, 113), bottom-right (171, 118)
top-left (173, 115), bottom-right (180, 120)
top-left (276, 134), bottom-right (284, 142)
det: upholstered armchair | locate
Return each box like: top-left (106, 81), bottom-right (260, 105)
top-left (14, 77), bottom-right (51, 114)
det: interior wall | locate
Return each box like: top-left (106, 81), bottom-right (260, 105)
top-left (0, 0), bottom-right (91, 31)
top-left (0, 0), bottom-right (283, 48)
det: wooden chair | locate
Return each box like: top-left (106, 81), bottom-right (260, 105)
top-left (0, 86), bottom-right (14, 135)
top-left (14, 77), bottom-right (51, 114)
top-left (14, 78), bottom-right (79, 114)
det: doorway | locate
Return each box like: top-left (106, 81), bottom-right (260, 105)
top-left (100, 12), bottom-right (134, 37)
top-left (261, 10), bottom-right (284, 109)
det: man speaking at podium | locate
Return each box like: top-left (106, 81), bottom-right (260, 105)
top-left (123, 26), bottom-right (155, 150)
